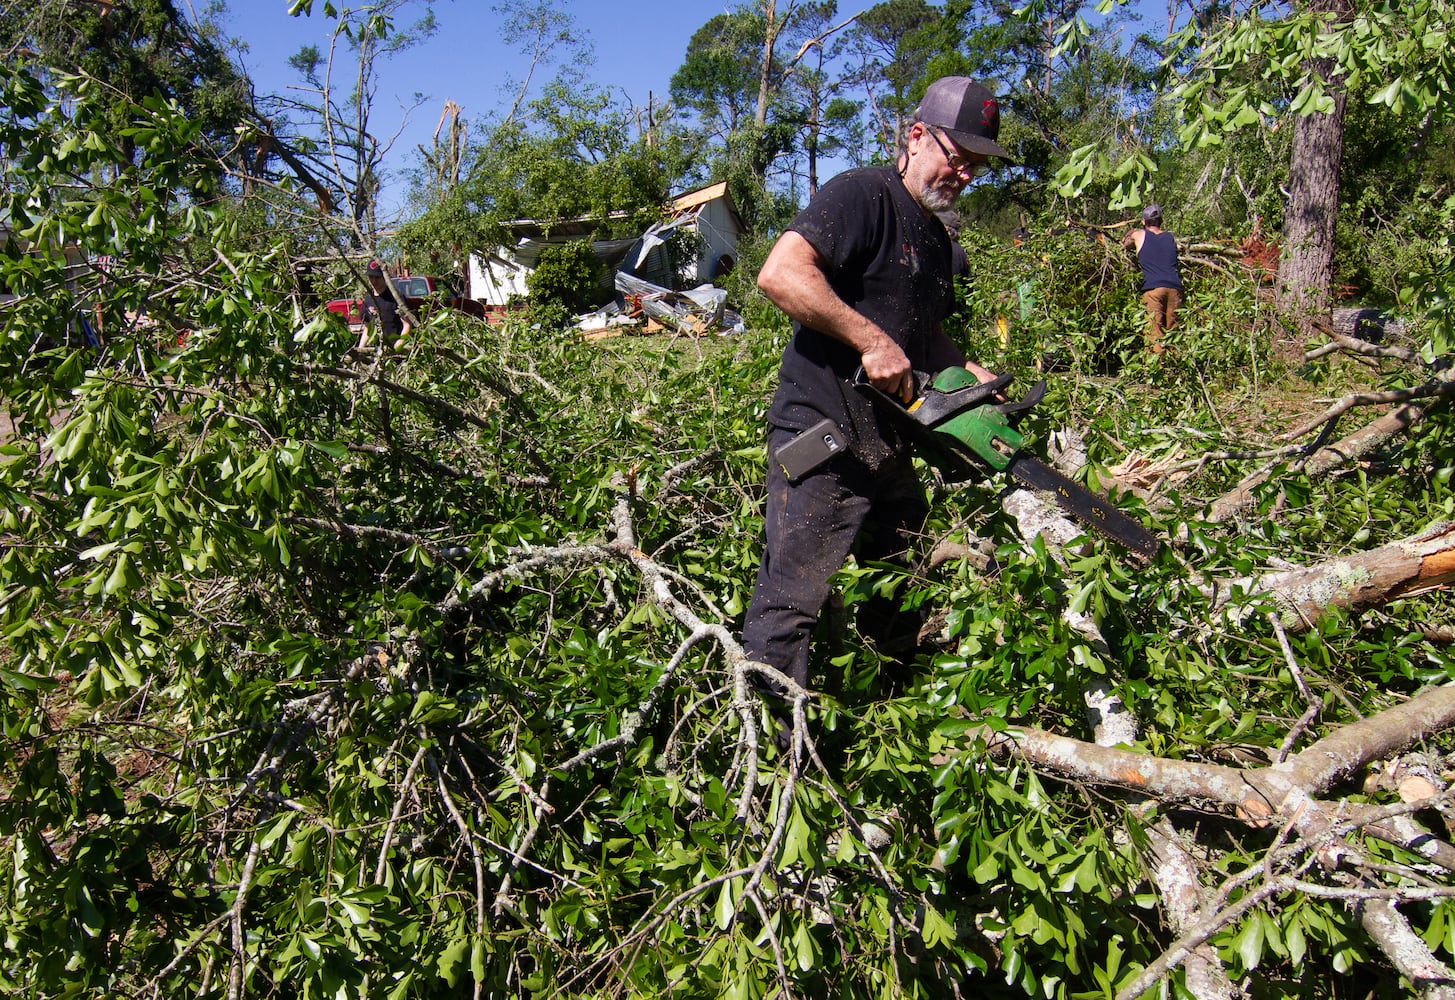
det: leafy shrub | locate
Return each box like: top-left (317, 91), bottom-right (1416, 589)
top-left (525, 239), bottom-right (605, 326)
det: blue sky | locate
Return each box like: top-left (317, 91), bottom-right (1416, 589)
top-left (219, 1), bottom-right (1154, 217)
top-left (222, 1), bottom-right (753, 216)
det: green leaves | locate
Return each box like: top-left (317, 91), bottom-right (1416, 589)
top-left (714, 877), bottom-right (739, 930)
top-left (6, 23), bottom-right (1455, 998)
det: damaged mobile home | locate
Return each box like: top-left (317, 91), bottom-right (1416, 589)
top-left (467, 181), bottom-right (744, 334)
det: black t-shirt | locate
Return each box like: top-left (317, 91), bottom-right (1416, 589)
top-left (362, 291), bottom-right (404, 338)
top-left (765, 166), bottom-right (956, 469)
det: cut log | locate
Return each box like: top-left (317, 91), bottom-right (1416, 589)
top-left (1332, 306), bottom-right (1407, 343)
top-left (1214, 522), bottom-right (1455, 631)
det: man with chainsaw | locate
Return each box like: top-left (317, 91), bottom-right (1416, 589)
top-left (741, 76), bottom-right (1011, 703)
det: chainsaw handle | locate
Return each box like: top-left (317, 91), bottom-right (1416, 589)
top-left (904, 371), bottom-right (1016, 429)
top-left (851, 366), bottom-right (1013, 414)
top-left (995, 379), bottom-right (1045, 422)
top-left (944, 370), bottom-right (1013, 408)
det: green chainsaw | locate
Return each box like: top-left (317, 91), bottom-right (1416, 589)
top-left (855, 366), bottom-right (1161, 561)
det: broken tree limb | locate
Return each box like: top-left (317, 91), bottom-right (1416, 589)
top-left (980, 700), bottom-right (1455, 833)
top-left (1281, 379), bottom-right (1455, 441)
top-left (1115, 876), bottom-right (1286, 1000)
top-left (948, 685), bottom-right (1455, 996)
top-left (1076, 613), bottom-right (1236, 1000)
top-left (1213, 522), bottom-right (1455, 631)
top-left (1141, 819), bottom-right (1240, 1000)
top-left (1002, 487), bottom-right (1095, 557)
top-left (1206, 369), bottom-right (1453, 523)
top-left (1281, 680), bottom-right (1455, 794)
top-left (950, 683), bottom-right (1455, 834)
top-left (1306, 329), bottom-right (1422, 364)
top-left (1356, 896), bottom-right (1455, 999)
top-left (1268, 612), bottom-right (1323, 761)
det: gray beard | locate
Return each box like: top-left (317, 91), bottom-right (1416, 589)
top-left (917, 182), bottom-right (958, 213)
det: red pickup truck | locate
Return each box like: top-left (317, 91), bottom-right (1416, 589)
top-left (326, 275), bottom-right (486, 329)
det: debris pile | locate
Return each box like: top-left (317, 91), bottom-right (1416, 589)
top-left (576, 272), bottom-right (744, 340)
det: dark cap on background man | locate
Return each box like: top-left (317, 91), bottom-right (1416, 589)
top-left (915, 77), bottom-right (1013, 161)
top-left (1142, 205), bottom-right (1163, 226)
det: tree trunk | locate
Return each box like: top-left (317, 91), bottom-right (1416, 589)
top-left (806, 85), bottom-right (821, 197)
top-left (755, 0), bottom-right (779, 129)
top-left (1275, 0), bottom-right (1352, 341)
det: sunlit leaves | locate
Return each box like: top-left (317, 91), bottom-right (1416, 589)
top-left (5, 22), bottom-right (1455, 997)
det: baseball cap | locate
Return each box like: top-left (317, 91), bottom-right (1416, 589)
top-left (1142, 205), bottom-right (1163, 225)
top-left (366, 260), bottom-right (384, 277)
top-left (915, 77), bottom-right (1012, 161)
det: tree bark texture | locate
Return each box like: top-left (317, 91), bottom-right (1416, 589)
top-left (1331, 307), bottom-right (1408, 344)
top-left (1276, 0), bottom-right (1353, 335)
top-left (1144, 819), bottom-right (1239, 1000)
top-left (1216, 522), bottom-right (1455, 631)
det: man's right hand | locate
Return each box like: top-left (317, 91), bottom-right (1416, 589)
top-left (861, 337), bottom-right (914, 403)
top-left (758, 233), bottom-right (916, 402)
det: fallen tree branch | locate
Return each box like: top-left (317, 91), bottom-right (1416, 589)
top-left (1268, 613), bottom-right (1322, 761)
top-left (301, 362), bottom-right (555, 476)
top-left (1214, 522), bottom-right (1455, 631)
top-left (1115, 877), bottom-right (1285, 1000)
top-left (1306, 330), bottom-right (1423, 364)
top-left (947, 683), bottom-right (1455, 837)
top-left (945, 686), bottom-right (1455, 996)
top-left (1356, 895), bottom-right (1455, 998)
top-left (1208, 370), bottom-right (1454, 523)
top-left (1282, 379), bottom-right (1455, 442)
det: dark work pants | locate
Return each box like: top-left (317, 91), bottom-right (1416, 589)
top-left (741, 426), bottom-right (929, 689)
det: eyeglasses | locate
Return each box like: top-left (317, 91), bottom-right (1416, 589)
top-left (924, 126), bottom-right (986, 179)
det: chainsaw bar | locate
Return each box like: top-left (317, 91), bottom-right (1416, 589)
top-left (852, 366), bottom-right (1161, 561)
top-left (1003, 453), bottom-right (1161, 561)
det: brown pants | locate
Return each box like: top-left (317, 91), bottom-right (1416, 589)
top-left (1141, 287), bottom-right (1182, 354)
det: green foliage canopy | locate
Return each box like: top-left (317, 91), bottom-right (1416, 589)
top-left (398, 79), bottom-right (686, 265)
top-left (0, 0), bottom-right (249, 183)
top-left (1052, 0), bottom-right (1455, 350)
top-left (5, 11), bottom-right (1455, 1000)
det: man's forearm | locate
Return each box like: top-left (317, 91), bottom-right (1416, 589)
top-left (760, 254), bottom-right (888, 356)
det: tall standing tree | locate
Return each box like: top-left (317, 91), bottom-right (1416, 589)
top-left (670, 11), bottom-right (764, 149)
top-left (1276, 0), bottom-right (1353, 335)
top-left (839, 0), bottom-right (947, 157)
top-left (243, 0), bottom-right (438, 248)
top-left (672, 1), bottom-right (853, 191)
top-left (924, 0), bottom-right (1156, 225)
top-left (783, 48), bottom-right (863, 196)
